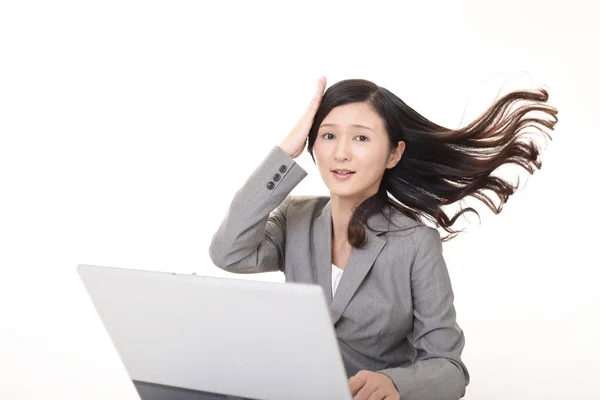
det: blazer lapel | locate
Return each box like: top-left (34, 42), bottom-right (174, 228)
top-left (329, 227), bottom-right (386, 325)
top-left (313, 202), bottom-right (415, 325)
top-left (313, 201), bottom-right (333, 304)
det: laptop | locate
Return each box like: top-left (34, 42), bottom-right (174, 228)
top-left (77, 264), bottom-right (353, 400)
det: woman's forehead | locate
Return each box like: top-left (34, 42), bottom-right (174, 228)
top-left (320, 102), bottom-right (384, 130)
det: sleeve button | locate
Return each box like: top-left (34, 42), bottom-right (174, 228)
top-left (273, 173), bottom-right (281, 182)
top-left (266, 181), bottom-right (275, 190)
top-left (279, 165), bottom-right (287, 173)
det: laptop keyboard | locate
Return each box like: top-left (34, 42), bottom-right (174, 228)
top-left (133, 380), bottom-right (262, 400)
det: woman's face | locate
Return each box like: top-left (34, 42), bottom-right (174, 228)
top-left (313, 102), bottom-right (404, 205)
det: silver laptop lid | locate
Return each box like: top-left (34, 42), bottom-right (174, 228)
top-left (77, 264), bottom-right (352, 400)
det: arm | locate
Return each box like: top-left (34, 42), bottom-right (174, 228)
top-left (379, 227), bottom-right (470, 400)
top-left (208, 145), bottom-right (307, 273)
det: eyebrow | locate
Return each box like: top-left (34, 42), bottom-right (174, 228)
top-left (319, 123), bottom-right (374, 132)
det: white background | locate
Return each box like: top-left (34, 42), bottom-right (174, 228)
top-left (1, 1), bottom-right (598, 399)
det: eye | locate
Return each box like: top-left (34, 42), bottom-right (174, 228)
top-left (355, 135), bottom-right (369, 142)
top-left (322, 132), bottom-right (335, 140)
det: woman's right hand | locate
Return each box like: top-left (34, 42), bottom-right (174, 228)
top-left (279, 76), bottom-right (327, 159)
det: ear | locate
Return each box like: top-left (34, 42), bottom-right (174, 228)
top-left (386, 141), bottom-right (406, 169)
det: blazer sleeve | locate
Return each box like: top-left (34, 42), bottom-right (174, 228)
top-left (209, 145), bottom-right (307, 273)
top-left (378, 227), bottom-right (470, 400)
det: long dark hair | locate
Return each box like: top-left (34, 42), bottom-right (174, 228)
top-left (306, 79), bottom-right (558, 246)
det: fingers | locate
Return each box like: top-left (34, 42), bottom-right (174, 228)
top-left (280, 76), bottom-right (326, 159)
top-left (307, 76), bottom-right (326, 115)
top-left (349, 370), bottom-right (398, 400)
top-left (353, 385), bottom-right (380, 400)
top-left (348, 372), bottom-right (366, 395)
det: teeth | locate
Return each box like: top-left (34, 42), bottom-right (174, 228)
top-left (335, 171), bottom-right (352, 175)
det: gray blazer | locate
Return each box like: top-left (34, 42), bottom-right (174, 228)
top-left (209, 146), bottom-right (469, 400)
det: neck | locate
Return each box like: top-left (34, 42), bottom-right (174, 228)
top-left (329, 195), bottom-right (361, 242)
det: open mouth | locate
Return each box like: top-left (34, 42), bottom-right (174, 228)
top-left (332, 169), bottom-right (355, 179)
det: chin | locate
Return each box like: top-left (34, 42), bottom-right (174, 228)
top-left (328, 187), bottom-right (364, 200)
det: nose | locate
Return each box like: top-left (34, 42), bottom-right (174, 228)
top-left (333, 138), bottom-right (351, 162)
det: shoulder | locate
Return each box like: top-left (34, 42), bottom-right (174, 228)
top-left (288, 195), bottom-right (329, 209)
top-left (380, 209), bottom-right (442, 249)
top-left (283, 195), bottom-right (330, 217)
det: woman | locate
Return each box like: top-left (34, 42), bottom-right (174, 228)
top-left (209, 77), bottom-right (558, 400)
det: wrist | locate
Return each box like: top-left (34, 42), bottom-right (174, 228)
top-left (278, 143), bottom-right (295, 158)
top-left (378, 372), bottom-right (400, 394)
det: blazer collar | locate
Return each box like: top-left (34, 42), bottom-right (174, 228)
top-left (313, 200), bottom-right (418, 325)
top-left (313, 202), bottom-right (334, 305)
